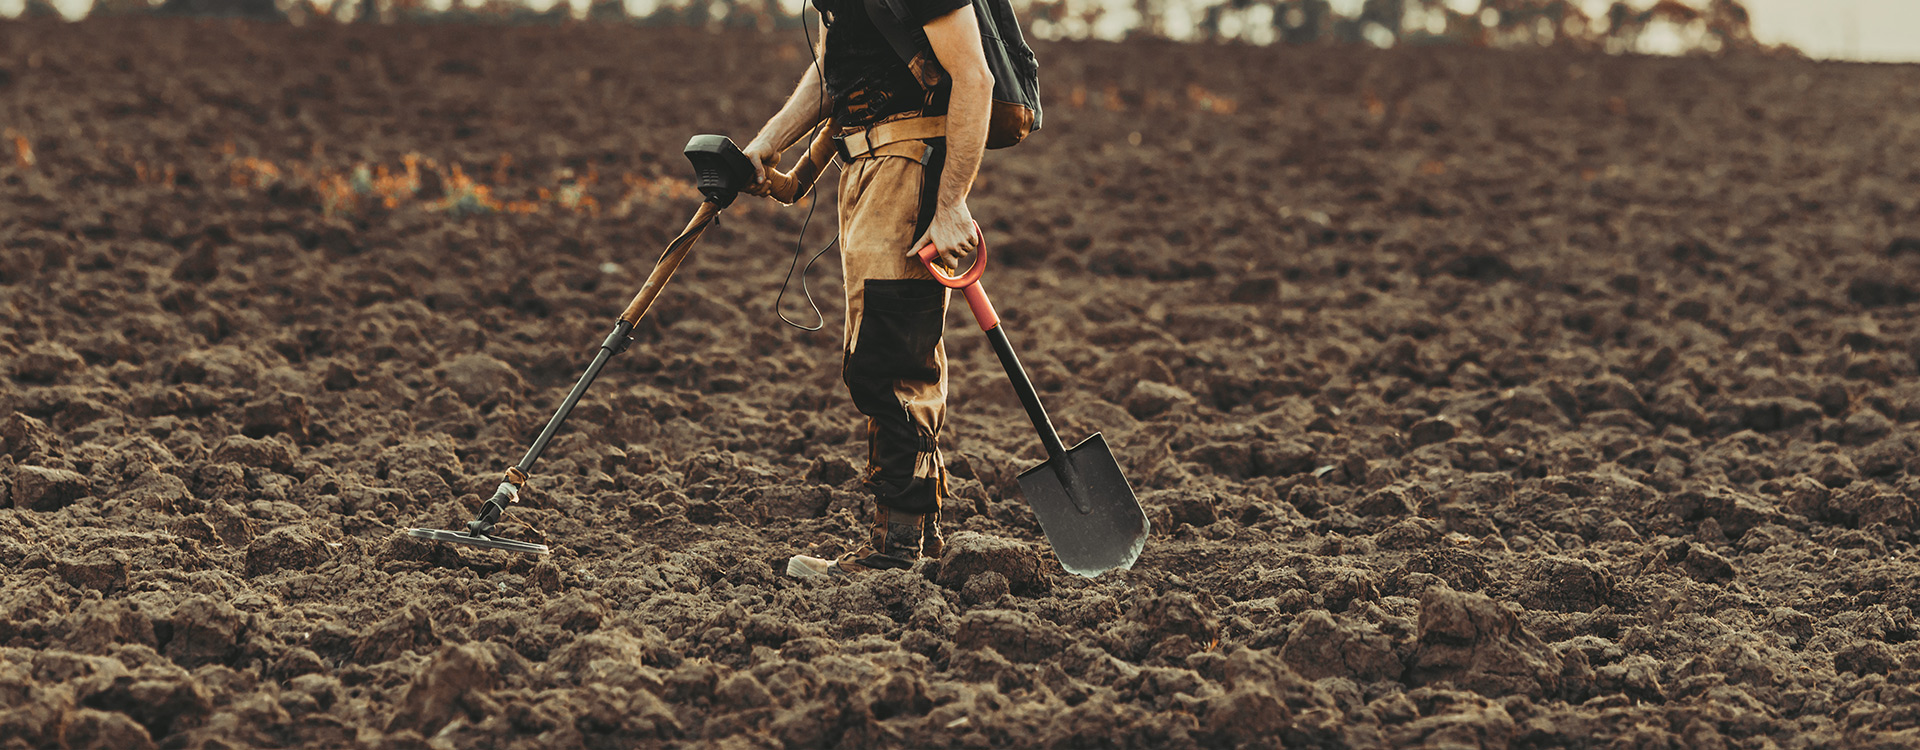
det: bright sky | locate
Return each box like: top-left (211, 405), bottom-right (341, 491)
top-left (1430, 0), bottom-right (1920, 62)
top-left (1742, 0), bottom-right (1920, 62)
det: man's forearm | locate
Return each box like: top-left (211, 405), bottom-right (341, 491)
top-left (909, 5), bottom-right (988, 261)
top-left (752, 62), bottom-right (829, 153)
top-left (937, 70), bottom-right (991, 210)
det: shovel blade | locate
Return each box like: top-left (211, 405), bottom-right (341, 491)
top-left (1016, 432), bottom-right (1149, 577)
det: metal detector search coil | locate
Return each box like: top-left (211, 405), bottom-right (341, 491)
top-left (405, 527), bottom-right (551, 554)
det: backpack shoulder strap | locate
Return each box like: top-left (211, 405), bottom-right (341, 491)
top-left (863, 0), bottom-right (949, 89)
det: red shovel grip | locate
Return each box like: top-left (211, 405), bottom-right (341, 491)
top-left (914, 223), bottom-right (999, 331)
top-left (914, 224), bottom-right (988, 289)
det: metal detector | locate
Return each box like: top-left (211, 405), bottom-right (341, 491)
top-left (404, 128), bottom-right (838, 554)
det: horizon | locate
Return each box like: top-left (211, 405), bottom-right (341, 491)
top-left (1, 0), bottom-right (1916, 63)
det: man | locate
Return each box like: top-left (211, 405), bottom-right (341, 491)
top-left (743, 0), bottom-right (992, 576)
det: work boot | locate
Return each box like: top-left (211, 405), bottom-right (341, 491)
top-left (921, 509), bottom-right (944, 559)
top-left (787, 507), bottom-right (925, 578)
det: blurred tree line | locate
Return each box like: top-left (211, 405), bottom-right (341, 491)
top-left (1151, 0), bottom-right (1763, 53)
top-left (73, 0), bottom-right (1768, 55)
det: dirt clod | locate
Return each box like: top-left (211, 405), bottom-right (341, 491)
top-left (1125, 381), bottom-right (1195, 420)
top-left (244, 526), bottom-right (334, 577)
top-left (208, 435), bottom-right (297, 474)
top-left (385, 642), bottom-right (501, 735)
top-left (936, 531), bottom-right (1046, 595)
top-left (441, 353), bottom-right (526, 407)
top-left (954, 609), bottom-right (1065, 663)
top-left (164, 595), bottom-right (249, 669)
top-left (1408, 588), bottom-right (1565, 699)
top-left (12, 342), bottom-right (85, 383)
top-left (1, 412), bottom-right (57, 460)
top-left (1518, 556), bottom-right (1614, 612)
top-left (11, 465), bottom-right (91, 511)
top-left (1280, 609), bottom-right (1402, 681)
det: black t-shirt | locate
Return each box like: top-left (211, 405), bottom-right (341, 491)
top-left (813, 0), bottom-right (971, 128)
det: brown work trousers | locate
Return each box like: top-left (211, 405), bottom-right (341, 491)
top-left (837, 138), bottom-right (948, 516)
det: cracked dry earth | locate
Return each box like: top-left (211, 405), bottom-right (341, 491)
top-left (5, 16), bottom-right (1920, 750)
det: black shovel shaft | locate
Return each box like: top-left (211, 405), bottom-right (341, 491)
top-left (985, 324), bottom-right (1068, 460)
top-left (515, 318), bottom-right (634, 473)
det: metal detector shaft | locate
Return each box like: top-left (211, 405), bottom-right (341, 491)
top-left (467, 200), bottom-right (723, 536)
top-left (619, 200), bottom-right (722, 326)
top-left (514, 198), bottom-right (723, 476)
top-left (457, 131), bottom-right (838, 546)
top-left (512, 318), bottom-right (634, 482)
top-left (518, 200), bottom-right (723, 476)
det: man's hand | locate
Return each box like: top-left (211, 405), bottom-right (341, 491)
top-left (742, 138), bottom-right (782, 193)
top-left (909, 202), bottom-right (978, 270)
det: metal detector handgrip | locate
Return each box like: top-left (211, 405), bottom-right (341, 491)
top-left (757, 126), bottom-right (838, 205)
top-left (914, 223), bottom-right (996, 330)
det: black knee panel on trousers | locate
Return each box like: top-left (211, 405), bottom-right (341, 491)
top-left (849, 280), bottom-right (944, 383)
top-left (845, 278), bottom-right (945, 514)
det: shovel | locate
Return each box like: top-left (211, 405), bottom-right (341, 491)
top-left (917, 231), bottom-right (1149, 577)
top-left (407, 127), bottom-right (839, 555)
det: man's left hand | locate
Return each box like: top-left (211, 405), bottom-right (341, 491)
top-left (909, 202), bottom-right (979, 270)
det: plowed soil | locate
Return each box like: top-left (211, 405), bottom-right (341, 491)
top-left (5, 16), bottom-right (1920, 750)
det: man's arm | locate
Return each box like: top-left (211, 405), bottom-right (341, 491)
top-left (744, 55), bottom-right (828, 186)
top-left (912, 4), bottom-right (991, 267)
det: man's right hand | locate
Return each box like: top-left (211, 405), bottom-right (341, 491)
top-left (742, 139), bottom-right (782, 191)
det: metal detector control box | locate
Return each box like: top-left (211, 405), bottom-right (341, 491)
top-left (684, 135), bottom-right (757, 208)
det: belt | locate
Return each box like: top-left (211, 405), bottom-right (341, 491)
top-left (834, 115), bottom-right (946, 162)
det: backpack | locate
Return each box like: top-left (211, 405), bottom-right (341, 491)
top-left (864, 0), bottom-right (1042, 148)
